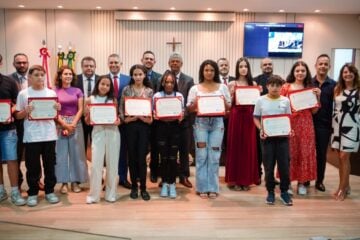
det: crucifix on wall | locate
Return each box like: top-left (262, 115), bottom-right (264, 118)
top-left (166, 37), bottom-right (182, 52)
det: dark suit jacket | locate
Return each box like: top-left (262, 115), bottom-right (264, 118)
top-left (9, 72), bottom-right (23, 90)
top-left (229, 76), bottom-right (236, 82)
top-left (75, 74), bottom-right (100, 95)
top-left (106, 73), bottom-right (131, 103)
top-left (148, 71), bottom-right (162, 93)
top-left (177, 72), bottom-right (194, 105)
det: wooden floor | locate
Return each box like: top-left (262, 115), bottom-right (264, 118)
top-left (0, 162), bottom-right (360, 240)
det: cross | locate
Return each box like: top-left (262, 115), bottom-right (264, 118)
top-left (166, 37), bottom-right (182, 52)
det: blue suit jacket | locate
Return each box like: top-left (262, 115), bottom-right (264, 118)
top-left (106, 73), bottom-right (130, 103)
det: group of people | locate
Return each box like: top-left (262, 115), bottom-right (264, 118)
top-left (0, 50), bottom-right (358, 207)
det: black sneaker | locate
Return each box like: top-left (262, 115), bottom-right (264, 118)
top-left (266, 191), bottom-right (275, 205)
top-left (140, 190), bottom-right (151, 201)
top-left (280, 192), bottom-right (293, 206)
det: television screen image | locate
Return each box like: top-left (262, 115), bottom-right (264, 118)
top-left (244, 22), bottom-right (304, 58)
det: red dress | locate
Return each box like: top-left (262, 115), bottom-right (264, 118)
top-left (225, 103), bottom-right (259, 186)
top-left (281, 83), bottom-right (317, 182)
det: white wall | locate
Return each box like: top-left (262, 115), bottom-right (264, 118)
top-left (1, 9), bottom-right (360, 82)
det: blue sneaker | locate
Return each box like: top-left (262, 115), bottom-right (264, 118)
top-left (0, 190), bottom-right (8, 202)
top-left (266, 191), bottom-right (275, 205)
top-left (27, 195), bottom-right (38, 207)
top-left (280, 192), bottom-right (293, 206)
top-left (45, 193), bottom-right (60, 204)
top-left (160, 183), bottom-right (169, 198)
top-left (169, 183), bottom-right (177, 199)
top-left (11, 191), bottom-right (26, 206)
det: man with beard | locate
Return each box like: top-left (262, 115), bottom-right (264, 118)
top-left (217, 58), bottom-right (235, 85)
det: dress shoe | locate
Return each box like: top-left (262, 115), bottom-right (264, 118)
top-left (130, 189), bottom-right (138, 199)
top-left (150, 174), bottom-right (158, 183)
top-left (315, 182), bottom-right (326, 192)
top-left (179, 177), bottom-right (192, 188)
top-left (119, 180), bottom-right (132, 189)
top-left (141, 190), bottom-right (151, 201)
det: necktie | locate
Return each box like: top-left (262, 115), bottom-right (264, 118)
top-left (223, 76), bottom-right (228, 85)
top-left (87, 78), bottom-right (92, 97)
top-left (113, 75), bottom-right (119, 98)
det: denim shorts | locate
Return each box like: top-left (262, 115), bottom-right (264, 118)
top-left (0, 129), bottom-right (18, 161)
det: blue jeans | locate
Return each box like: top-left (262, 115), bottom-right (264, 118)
top-left (193, 117), bottom-right (224, 193)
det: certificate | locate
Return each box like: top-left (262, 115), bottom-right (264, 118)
top-left (262, 114), bottom-right (291, 137)
top-left (235, 86), bottom-right (260, 105)
top-left (125, 97), bottom-right (152, 117)
top-left (154, 97), bottom-right (182, 119)
top-left (28, 97), bottom-right (58, 120)
top-left (288, 88), bottom-right (319, 111)
top-left (89, 104), bottom-right (117, 125)
top-left (197, 95), bottom-right (225, 117)
top-left (0, 100), bottom-right (12, 123)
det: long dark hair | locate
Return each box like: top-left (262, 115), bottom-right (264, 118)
top-left (129, 64), bottom-right (151, 88)
top-left (91, 75), bottom-right (115, 103)
top-left (199, 59), bottom-right (220, 83)
top-left (158, 70), bottom-right (178, 93)
top-left (286, 60), bottom-right (312, 87)
top-left (235, 57), bottom-right (253, 86)
top-left (335, 63), bottom-right (360, 96)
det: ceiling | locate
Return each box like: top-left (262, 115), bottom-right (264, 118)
top-left (0, 0), bottom-right (360, 14)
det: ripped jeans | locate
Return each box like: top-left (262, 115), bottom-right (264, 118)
top-left (193, 117), bottom-right (224, 193)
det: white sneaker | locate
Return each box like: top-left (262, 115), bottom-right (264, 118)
top-left (0, 190), bottom-right (8, 202)
top-left (86, 196), bottom-right (98, 204)
top-left (27, 195), bottom-right (38, 207)
top-left (297, 184), bottom-right (307, 195)
top-left (11, 191), bottom-right (26, 206)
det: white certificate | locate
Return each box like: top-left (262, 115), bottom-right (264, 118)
top-left (154, 97), bottom-right (182, 119)
top-left (262, 114), bottom-right (291, 137)
top-left (0, 100), bottom-right (12, 123)
top-left (89, 104), bottom-right (117, 125)
top-left (197, 95), bottom-right (225, 117)
top-left (235, 86), bottom-right (260, 105)
top-left (288, 88), bottom-right (319, 111)
top-left (125, 97), bottom-right (152, 117)
top-left (28, 97), bottom-right (58, 120)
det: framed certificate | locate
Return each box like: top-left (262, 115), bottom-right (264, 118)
top-left (154, 97), bottom-right (182, 119)
top-left (288, 88), bottom-right (319, 111)
top-left (0, 99), bottom-right (12, 123)
top-left (89, 103), bottom-right (117, 125)
top-left (197, 95), bottom-right (225, 117)
top-left (125, 97), bottom-right (152, 117)
top-left (28, 97), bottom-right (58, 120)
top-left (235, 86), bottom-right (260, 105)
top-left (262, 114), bottom-right (291, 137)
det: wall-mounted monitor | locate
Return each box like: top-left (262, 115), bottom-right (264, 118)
top-left (244, 22), bottom-right (304, 58)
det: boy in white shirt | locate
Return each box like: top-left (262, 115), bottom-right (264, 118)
top-left (253, 75), bottom-right (293, 206)
top-left (15, 65), bottom-right (60, 207)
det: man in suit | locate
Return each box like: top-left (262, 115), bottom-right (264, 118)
top-left (75, 56), bottom-right (99, 152)
top-left (107, 53), bottom-right (131, 189)
top-left (217, 58), bottom-right (235, 166)
top-left (141, 51), bottom-right (162, 183)
top-left (169, 52), bottom-right (194, 188)
top-left (217, 58), bottom-right (235, 84)
top-left (9, 53), bottom-right (29, 190)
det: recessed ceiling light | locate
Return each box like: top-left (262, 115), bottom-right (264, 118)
top-left (18, 5), bottom-right (25, 8)
top-left (170, 7), bottom-right (176, 11)
top-left (96, 6), bottom-right (102, 10)
top-left (133, 6), bottom-right (138, 10)
top-left (243, 8), bottom-right (249, 12)
top-left (314, 9), bottom-right (321, 13)
top-left (279, 9), bottom-right (285, 13)
top-left (57, 5), bottom-right (63, 9)
top-left (207, 8), bottom-right (212, 11)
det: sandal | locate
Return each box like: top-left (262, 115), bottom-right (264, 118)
top-left (199, 192), bottom-right (208, 199)
top-left (208, 192), bottom-right (218, 199)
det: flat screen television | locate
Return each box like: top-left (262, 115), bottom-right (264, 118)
top-left (244, 22), bottom-right (304, 58)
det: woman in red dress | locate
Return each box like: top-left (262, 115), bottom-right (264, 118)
top-left (225, 57), bottom-right (259, 190)
top-left (281, 60), bottom-right (320, 195)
